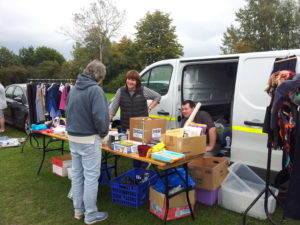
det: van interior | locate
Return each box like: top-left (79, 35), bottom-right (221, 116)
top-left (182, 60), bottom-right (239, 155)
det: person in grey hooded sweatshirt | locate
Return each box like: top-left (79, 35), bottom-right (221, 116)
top-left (66, 60), bottom-right (109, 225)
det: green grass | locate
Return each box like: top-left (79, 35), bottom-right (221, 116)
top-left (106, 93), bottom-right (115, 101)
top-left (1, 125), bottom-right (300, 225)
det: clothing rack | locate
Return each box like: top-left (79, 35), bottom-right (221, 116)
top-left (243, 55), bottom-right (298, 225)
top-left (242, 146), bottom-right (284, 225)
top-left (28, 78), bottom-right (75, 83)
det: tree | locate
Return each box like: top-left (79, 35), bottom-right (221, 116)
top-left (135, 10), bottom-right (183, 66)
top-left (0, 46), bottom-right (20, 68)
top-left (61, 0), bottom-right (125, 61)
top-left (0, 66), bottom-right (28, 85)
top-left (35, 46), bottom-right (65, 65)
top-left (19, 46), bottom-right (37, 67)
top-left (221, 0), bottom-right (300, 54)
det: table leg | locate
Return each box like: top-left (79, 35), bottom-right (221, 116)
top-left (183, 163), bottom-right (194, 220)
top-left (61, 140), bottom-right (65, 154)
top-left (37, 134), bottom-right (46, 175)
top-left (163, 169), bottom-right (169, 225)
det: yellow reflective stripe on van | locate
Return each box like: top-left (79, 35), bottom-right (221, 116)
top-left (149, 114), bottom-right (176, 121)
top-left (115, 110), bottom-right (176, 121)
top-left (232, 126), bottom-right (267, 134)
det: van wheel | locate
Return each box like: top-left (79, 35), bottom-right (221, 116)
top-left (24, 115), bottom-right (30, 135)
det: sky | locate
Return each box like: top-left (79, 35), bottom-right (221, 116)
top-left (0, 0), bottom-right (246, 60)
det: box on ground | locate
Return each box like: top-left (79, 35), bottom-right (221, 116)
top-left (149, 186), bottom-right (195, 221)
top-left (218, 162), bottom-right (278, 220)
top-left (188, 156), bottom-right (228, 190)
top-left (196, 187), bottom-right (220, 206)
top-left (129, 117), bottom-right (166, 144)
top-left (52, 154), bottom-right (72, 177)
top-left (110, 168), bottom-right (158, 208)
top-left (161, 129), bottom-right (206, 157)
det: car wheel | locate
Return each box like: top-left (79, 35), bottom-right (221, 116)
top-left (24, 115), bottom-right (30, 135)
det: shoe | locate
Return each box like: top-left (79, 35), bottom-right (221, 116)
top-left (84, 212), bottom-right (108, 224)
top-left (74, 212), bottom-right (84, 220)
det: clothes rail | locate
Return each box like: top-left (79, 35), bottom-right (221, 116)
top-left (27, 78), bottom-right (75, 82)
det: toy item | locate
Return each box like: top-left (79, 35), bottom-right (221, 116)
top-left (152, 150), bottom-right (185, 163)
top-left (146, 143), bottom-right (165, 158)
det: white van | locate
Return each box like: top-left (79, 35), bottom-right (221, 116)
top-left (127, 49), bottom-right (300, 172)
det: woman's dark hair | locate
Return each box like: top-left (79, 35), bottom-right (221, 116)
top-left (125, 70), bottom-right (141, 88)
top-left (182, 100), bottom-right (196, 108)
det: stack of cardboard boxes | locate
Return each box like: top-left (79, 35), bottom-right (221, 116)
top-left (188, 156), bottom-right (228, 205)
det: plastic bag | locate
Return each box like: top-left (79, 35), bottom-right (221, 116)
top-left (153, 168), bottom-right (195, 194)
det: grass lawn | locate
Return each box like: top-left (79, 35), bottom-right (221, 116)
top-left (106, 93), bottom-right (115, 101)
top-left (1, 125), bottom-right (300, 225)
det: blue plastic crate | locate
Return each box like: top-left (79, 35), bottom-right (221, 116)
top-left (110, 168), bottom-right (158, 208)
top-left (99, 163), bottom-right (113, 185)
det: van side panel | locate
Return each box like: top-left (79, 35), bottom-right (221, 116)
top-left (231, 51), bottom-right (297, 171)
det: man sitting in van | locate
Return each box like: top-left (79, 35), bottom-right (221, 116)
top-left (181, 100), bottom-right (217, 153)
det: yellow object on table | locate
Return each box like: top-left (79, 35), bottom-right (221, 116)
top-left (146, 142), bottom-right (165, 158)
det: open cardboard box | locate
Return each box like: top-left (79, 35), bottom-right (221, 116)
top-left (161, 128), bottom-right (206, 156)
top-left (149, 186), bottom-right (195, 221)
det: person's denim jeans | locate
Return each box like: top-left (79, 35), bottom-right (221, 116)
top-left (69, 137), bottom-right (102, 222)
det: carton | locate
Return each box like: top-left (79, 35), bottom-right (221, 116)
top-left (188, 157), bottom-right (228, 190)
top-left (129, 117), bottom-right (166, 144)
top-left (52, 154), bottom-right (72, 177)
top-left (111, 140), bottom-right (142, 153)
top-left (161, 129), bottom-right (206, 156)
top-left (149, 186), bottom-right (195, 221)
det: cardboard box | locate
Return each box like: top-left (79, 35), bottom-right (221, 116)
top-left (188, 157), bottom-right (228, 190)
top-left (149, 186), bottom-right (195, 221)
top-left (161, 130), bottom-right (206, 156)
top-left (111, 140), bottom-right (142, 153)
top-left (52, 154), bottom-right (72, 177)
top-left (130, 117), bottom-right (166, 144)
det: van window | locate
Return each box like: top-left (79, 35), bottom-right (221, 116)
top-left (141, 65), bottom-right (173, 95)
top-left (182, 63), bottom-right (237, 106)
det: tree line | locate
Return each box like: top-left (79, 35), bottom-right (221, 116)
top-left (0, 2), bottom-right (183, 93)
top-left (1, 0), bottom-right (300, 92)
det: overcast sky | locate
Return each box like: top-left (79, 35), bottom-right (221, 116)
top-left (0, 0), bottom-right (246, 60)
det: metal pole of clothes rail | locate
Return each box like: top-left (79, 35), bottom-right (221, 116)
top-left (242, 145), bottom-right (284, 225)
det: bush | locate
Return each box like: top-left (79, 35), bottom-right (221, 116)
top-left (103, 72), bottom-right (125, 93)
top-left (0, 66), bottom-right (29, 85)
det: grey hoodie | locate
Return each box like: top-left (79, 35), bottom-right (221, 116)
top-left (66, 74), bottom-right (109, 137)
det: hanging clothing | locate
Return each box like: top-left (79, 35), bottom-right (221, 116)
top-left (35, 84), bottom-right (46, 122)
top-left (46, 83), bottom-right (61, 119)
top-left (59, 85), bottom-right (69, 110)
top-left (284, 109), bottom-right (300, 220)
top-left (27, 83), bottom-right (37, 124)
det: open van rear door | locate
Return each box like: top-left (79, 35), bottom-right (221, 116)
top-left (230, 51), bottom-right (293, 171)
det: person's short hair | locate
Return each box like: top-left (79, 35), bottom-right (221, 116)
top-left (83, 60), bottom-right (106, 83)
top-left (182, 100), bottom-right (196, 108)
top-left (125, 70), bottom-right (141, 88)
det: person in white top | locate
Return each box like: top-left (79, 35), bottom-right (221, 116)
top-left (0, 82), bottom-right (7, 132)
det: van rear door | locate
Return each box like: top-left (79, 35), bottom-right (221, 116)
top-left (230, 50), bottom-right (297, 171)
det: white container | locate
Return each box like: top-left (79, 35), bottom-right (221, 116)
top-left (218, 162), bottom-right (278, 220)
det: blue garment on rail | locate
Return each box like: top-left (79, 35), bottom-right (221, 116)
top-left (46, 83), bottom-right (61, 119)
